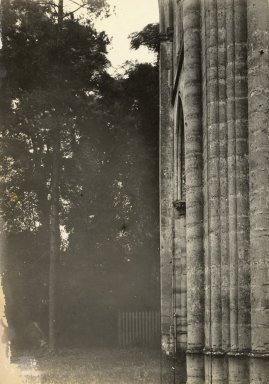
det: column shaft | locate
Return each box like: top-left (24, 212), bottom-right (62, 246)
top-left (206, 0), bottom-right (222, 352)
top-left (203, 1), bottom-right (227, 382)
top-left (174, 214), bottom-right (187, 352)
top-left (159, 36), bottom-right (174, 384)
top-left (234, 0), bottom-right (250, 355)
top-left (227, 1), bottom-right (250, 383)
top-left (248, 0), bottom-right (269, 382)
top-left (217, 0), bottom-right (229, 355)
top-left (226, 0), bottom-right (238, 352)
top-left (183, 0), bottom-right (204, 383)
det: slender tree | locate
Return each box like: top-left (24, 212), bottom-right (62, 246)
top-left (47, 0), bottom-right (63, 353)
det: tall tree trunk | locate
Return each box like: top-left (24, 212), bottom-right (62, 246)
top-left (48, 129), bottom-right (60, 351)
top-left (48, 0), bottom-right (64, 353)
top-left (58, 0), bottom-right (63, 31)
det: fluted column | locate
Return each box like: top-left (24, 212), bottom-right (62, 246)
top-left (183, 1), bottom-right (204, 383)
top-left (202, 1), bottom-right (249, 382)
top-left (248, 1), bottom-right (269, 383)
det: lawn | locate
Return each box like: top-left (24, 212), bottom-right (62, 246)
top-left (15, 348), bottom-right (162, 384)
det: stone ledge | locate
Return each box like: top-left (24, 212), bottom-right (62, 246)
top-left (184, 349), bottom-right (269, 359)
top-left (203, 348), bottom-right (226, 357)
top-left (248, 351), bottom-right (269, 359)
top-left (186, 348), bottom-right (204, 355)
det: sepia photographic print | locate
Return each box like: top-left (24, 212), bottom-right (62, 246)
top-left (0, 0), bottom-right (269, 383)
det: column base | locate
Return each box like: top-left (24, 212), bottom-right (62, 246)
top-left (187, 351), bottom-right (204, 384)
top-left (250, 356), bottom-right (269, 384)
top-left (204, 353), bottom-right (227, 384)
top-left (228, 354), bottom-right (249, 384)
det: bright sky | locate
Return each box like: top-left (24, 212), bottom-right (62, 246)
top-left (95, 0), bottom-right (159, 73)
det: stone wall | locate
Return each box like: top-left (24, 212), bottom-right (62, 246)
top-left (159, 0), bottom-right (269, 383)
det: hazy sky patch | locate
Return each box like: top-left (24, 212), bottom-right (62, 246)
top-left (95, 0), bottom-right (159, 73)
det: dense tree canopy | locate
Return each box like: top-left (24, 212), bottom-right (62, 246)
top-left (0, 0), bottom-right (160, 351)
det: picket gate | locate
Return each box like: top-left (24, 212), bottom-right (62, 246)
top-left (118, 311), bottom-right (160, 347)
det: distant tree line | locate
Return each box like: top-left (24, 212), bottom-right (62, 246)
top-left (0, 0), bottom-right (159, 352)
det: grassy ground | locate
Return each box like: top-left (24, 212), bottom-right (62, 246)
top-left (15, 348), bottom-right (162, 384)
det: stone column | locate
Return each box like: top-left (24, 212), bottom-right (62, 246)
top-left (183, 1), bottom-right (204, 383)
top-left (202, 1), bottom-right (249, 382)
top-left (226, 0), bottom-right (237, 355)
top-left (248, 1), bottom-right (269, 383)
top-left (173, 203), bottom-right (187, 383)
top-left (202, 0), bottom-right (226, 382)
top-left (217, 0), bottom-right (229, 358)
top-left (159, 2), bottom-right (175, 382)
top-left (175, 209), bottom-right (187, 353)
top-left (217, 0), bottom-right (230, 380)
top-left (226, 1), bottom-right (250, 383)
top-left (234, 0), bottom-right (250, 358)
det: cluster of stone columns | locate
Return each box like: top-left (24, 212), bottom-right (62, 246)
top-left (159, 0), bottom-right (269, 383)
top-left (201, 0), bottom-right (250, 382)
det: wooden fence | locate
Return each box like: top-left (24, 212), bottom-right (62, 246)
top-left (118, 311), bottom-right (160, 347)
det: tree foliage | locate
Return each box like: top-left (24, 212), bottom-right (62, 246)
top-left (1, 0), bottom-right (110, 93)
top-left (129, 23), bottom-right (159, 54)
top-left (0, 1), bottom-right (160, 351)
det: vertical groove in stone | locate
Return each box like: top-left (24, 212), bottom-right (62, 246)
top-left (248, 0), bottom-right (269, 382)
top-left (201, 0), bottom-right (210, 356)
top-left (172, 97), bottom-right (179, 357)
top-left (173, 94), bottom-right (187, 358)
top-left (183, 0), bottom-right (204, 382)
top-left (172, 208), bottom-right (177, 354)
top-left (173, 0), bottom-right (177, 80)
top-left (159, 0), bottom-right (174, 34)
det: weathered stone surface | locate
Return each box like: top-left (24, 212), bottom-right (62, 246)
top-left (159, 0), bottom-right (269, 382)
